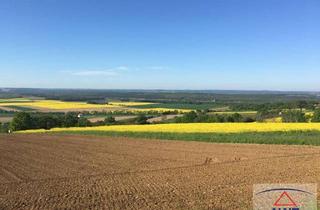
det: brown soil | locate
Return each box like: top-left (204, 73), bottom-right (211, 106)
top-left (0, 106), bottom-right (18, 112)
top-left (0, 134), bottom-right (320, 209)
top-left (88, 115), bottom-right (137, 123)
top-left (147, 114), bottom-right (181, 123)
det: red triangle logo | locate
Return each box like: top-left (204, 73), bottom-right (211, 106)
top-left (273, 191), bottom-right (297, 207)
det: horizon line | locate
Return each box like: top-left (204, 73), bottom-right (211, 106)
top-left (1, 87), bottom-right (320, 93)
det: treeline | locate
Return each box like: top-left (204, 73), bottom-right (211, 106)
top-left (231, 100), bottom-right (318, 112)
top-left (9, 112), bottom-right (90, 131)
top-left (0, 112), bottom-right (150, 133)
top-left (2, 109), bottom-right (320, 134)
top-left (175, 111), bottom-right (254, 123)
top-left (256, 109), bottom-right (320, 122)
top-left (256, 110), bottom-right (308, 123)
top-left (282, 111), bottom-right (308, 122)
top-left (176, 109), bottom-right (320, 123)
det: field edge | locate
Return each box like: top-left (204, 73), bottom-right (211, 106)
top-left (15, 130), bottom-right (320, 146)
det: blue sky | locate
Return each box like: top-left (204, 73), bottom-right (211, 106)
top-left (0, 0), bottom-right (319, 90)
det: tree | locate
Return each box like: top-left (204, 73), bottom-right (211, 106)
top-left (63, 113), bottom-right (78, 127)
top-left (256, 110), bottom-right (269, 122)
top-left (256, 110), bottom-right (279, 122)
top-left (311, 109), bottom-right (320, 122)
top-left (206, 115), bottom-right (218, 123)
top-left (195, 113), bottom-right (209, 122)
top-left (35, 114), bottom-right (62, 130)
top-left (10, 112), bottom-right (32, 131)
top-left (231, 113), bottom-right (243, 122)
top-left (182, 111), bottom-right (198, 123)
top-left (0, 122), bottom-right (10, 133)
top-left (243, 117), bottom-right (255, 122)
top-left (226, 115), bottom-right (235, 122)
top-left (296, 100), bottom-right (308, 111)
top-left (136, 114), bottom-right (148, 124)
top-left (104, 116), bottom-right (116, 124)
top-left (78, 118), bottom-right (91, 127)
top-left (282, 110), bottom-right (306, 122)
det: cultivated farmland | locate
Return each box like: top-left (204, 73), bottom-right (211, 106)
top-left (1, 92), bottom-right (320, 209)
top-left (20, 122), bottom-right (320, 134)
top-left (0, 99), bottom-right (121, 111)
top-left (0, 98), bottom-right (191, 113)
top-left (1, 134), bottom-right (320, 209)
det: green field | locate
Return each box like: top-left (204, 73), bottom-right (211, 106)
top-left (39, 130), bottom-right (320, 146)
top-left (0, 98), bottom-right (33, 103)
top-left (128, 103), bottom-right (222, 110)
top-left (3, 105), bottom-right (36, 111)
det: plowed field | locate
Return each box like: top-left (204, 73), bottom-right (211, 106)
top-left (1, 134), bottom-right (320, 209)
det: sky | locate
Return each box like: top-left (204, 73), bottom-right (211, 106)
top-left (0, 0), bottom-right (319, 90)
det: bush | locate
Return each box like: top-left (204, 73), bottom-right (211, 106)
top-left (175, 111), bottom-right (198, 123)
top-left (34, 114), bottom-right (63, 130)
top-left (282, 110), bottom-right (307, 122)
top-left (175, 112), bottom-right (248, 123)
top-left (256, 110), bottom-right (279, 122)
top-left (63, 113), bottom-right (79, 127)
top-left (104, 116), bottom-right (116, 125)
top-left (311, 109), bottom-right (320, 122)
top-left (243, 117), bottom-right (255, 122)
top-left (78, 118), bottom-right (92, 127)
top-left (136, 114), bottom-right (148, 124)
top-left (9, 112), bottom-right (89, 131)
top-left (10, 112), bottom-right (32, 131)
top-left (231, 113), bottom-right (243, 122)
top-left (0, 122), bottom-right (10, 133)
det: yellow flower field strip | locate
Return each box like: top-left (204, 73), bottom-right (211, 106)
top-left (0, 100), bottom-right (121, 110)
top-left (0, 99), bottom-right (191, 112)
top-left (18, 123), bottom-right (320, 134)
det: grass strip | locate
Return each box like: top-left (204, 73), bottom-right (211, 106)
top-left (45, 130), bottom-right (320, 146)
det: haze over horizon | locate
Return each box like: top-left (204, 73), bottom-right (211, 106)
top-left (0, 0), bottom-right (319, 91)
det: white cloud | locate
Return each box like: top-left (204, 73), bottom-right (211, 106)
top-left (60, 65), bottom-right (168, 77)
top-left (62, 66), bottom-right (130, 77)
top-left (72, 70), bottom-right (118, 76)
top-left (148, 66), bottom-right (168, 71)
top-left (116, 66), bottom-right (129, 71)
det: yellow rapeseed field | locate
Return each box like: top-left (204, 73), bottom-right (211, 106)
top-left (0, 98), bottom-right (191, 112)
top-left (19, 123), bottom-right (320, 134)
top-left (0, 100), bottom-right (120, 110)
